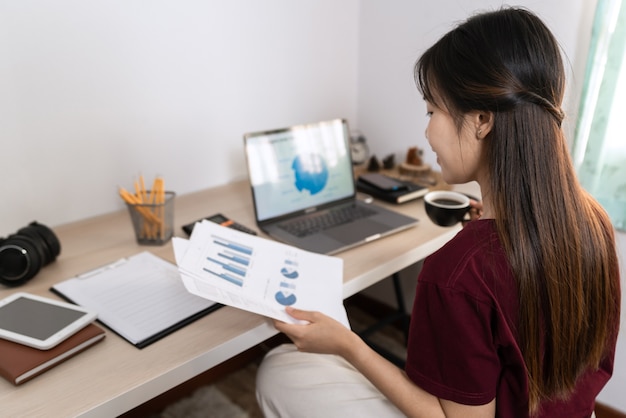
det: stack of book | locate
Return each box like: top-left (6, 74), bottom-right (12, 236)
top-left (356, 173), bottom-right (428, 204)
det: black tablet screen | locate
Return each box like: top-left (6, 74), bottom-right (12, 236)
top-left (0, 296), bottom-right (87, 340)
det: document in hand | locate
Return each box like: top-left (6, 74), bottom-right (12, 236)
top-left (173, 220), bottom-right (350, 328)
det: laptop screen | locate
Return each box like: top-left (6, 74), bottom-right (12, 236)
top-left (244, 119), bottom-right (356, 222)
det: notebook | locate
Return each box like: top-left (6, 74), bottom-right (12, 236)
top-left (243, 118), bottom-right (418, 255)
top-left (0, 323), bottom-right (105, 385)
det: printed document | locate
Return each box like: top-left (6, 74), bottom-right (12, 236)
top-left (173, 220), bottom-right (349, 328)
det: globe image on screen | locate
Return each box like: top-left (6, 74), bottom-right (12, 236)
top-left (291, 153), bottom-right (328, 195)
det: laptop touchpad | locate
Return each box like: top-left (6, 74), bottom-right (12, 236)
top-left (325, 220), bottom-right (388, 244)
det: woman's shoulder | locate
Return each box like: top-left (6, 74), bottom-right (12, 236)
top-left (428, 219), bottom-right (502, 267)
top-left (420, 219), bottom-right (515, 300)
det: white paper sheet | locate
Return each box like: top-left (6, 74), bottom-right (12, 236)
top-left (174, 220), bottom-right (349, 328)
top-left (52, 251), bottom-right (218, 346)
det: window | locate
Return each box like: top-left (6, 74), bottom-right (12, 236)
top-left (573, 0), bottom-right (626, 230)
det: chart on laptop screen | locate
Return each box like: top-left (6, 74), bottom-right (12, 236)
top-left (245, 120), bottom-right (355, 222)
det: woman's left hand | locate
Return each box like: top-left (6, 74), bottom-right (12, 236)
top-left (462, 199), bottom-right (483, 226)
top-left (273, 307), bottom-right (359, 357)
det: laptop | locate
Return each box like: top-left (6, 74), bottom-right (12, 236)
top-left (243, 118), bottom-right (418, 255)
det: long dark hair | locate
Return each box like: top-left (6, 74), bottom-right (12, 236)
top-left (415, 7), bottom-right (620, 413)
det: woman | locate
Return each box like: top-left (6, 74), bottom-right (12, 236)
top-left (256, 7), bottom-right (620, 417)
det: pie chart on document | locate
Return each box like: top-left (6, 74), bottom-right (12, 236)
top-left (275, 291), bottom-right (297, 306)
top-left (280, 266), bottom-right (299, 279)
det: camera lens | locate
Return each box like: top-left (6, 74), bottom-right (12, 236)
top-left (0, 241), bottom-right (41, 283)
top-left (16, 222), bottom-right (61, 266)
top-left (0, 222), bottom-right (61, 287)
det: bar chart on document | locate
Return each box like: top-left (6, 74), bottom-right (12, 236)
top-left (203, 232), bottom-right (302, 307)
top-left (205, 235), bottom-right (253, 288)
top-left (175, 220), bottom-right (348, 326)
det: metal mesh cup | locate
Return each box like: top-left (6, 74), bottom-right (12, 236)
top-left (125, 191), bottom-right (175, 245)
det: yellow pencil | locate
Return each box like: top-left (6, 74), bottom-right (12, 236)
top-left (154, 177), bottom-right (165, 239)
top-left (119, 188), bottom-right (161, 225)
top-left (134, 180), bottom-right (143, 203)
top-left (139, 174), bottom-right (148, 203)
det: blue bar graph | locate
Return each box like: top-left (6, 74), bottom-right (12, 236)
top-left (219, 250), bottom-right (250, 267)
top-left (203, 268), bottom-right (244, 287)
top-left (212, 236), bottom-right (253, 255)
top-left (207, 257), bottom-right (246, 277)
top-left (204, 234), bottom-right (255, 287)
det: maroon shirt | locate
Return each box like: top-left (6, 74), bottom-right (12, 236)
top-left (405, 219), bottom-right (616, 417)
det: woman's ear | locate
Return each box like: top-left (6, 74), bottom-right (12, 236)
top-left (475, 111), bottom-right (494, 139)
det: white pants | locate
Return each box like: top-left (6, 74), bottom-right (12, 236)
top-left (256, 344), bottom-right (599, 418)
top-left (256, 344), bottom-right (404, 418)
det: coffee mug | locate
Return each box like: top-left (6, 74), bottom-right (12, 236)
top-left (424, 191), bottom-right (471, 226)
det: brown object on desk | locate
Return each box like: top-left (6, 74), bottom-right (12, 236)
top-left (0, 323), bottom-right (105, 385)
top-left (405, 146), bottom-right (424, 165)
top-left (399, 146), bottom-right (431, 178)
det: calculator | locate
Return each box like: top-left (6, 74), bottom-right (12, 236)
top-left (182, 213), bottom-right (257, 236)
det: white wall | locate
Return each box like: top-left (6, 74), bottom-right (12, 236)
top-left (2, 0), bottom-right (624, 412)
top-left (0, 0), bottom-right (359, 234)
top-left (356, 0), bottom-right (593, 166)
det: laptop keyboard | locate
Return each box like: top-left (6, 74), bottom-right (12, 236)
top-left (278, 204), bottom-right (377, 238)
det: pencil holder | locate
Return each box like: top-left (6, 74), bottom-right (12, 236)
top-left (125, 191), bottom-right (175, 245)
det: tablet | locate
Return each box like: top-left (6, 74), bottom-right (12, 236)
top-left (0, 292), bottom-right (97, 350)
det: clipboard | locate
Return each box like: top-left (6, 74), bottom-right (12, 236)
top-left (51, 251), bottom-right (222, 349)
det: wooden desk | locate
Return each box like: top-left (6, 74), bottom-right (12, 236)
top-left (0, 179), bottom-right (464, 417)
